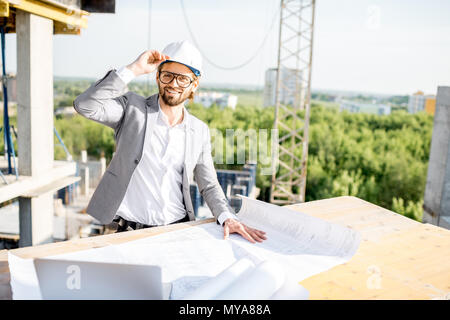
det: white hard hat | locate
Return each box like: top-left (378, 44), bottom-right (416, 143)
top-left (160, 40), bottom-right (203, 77)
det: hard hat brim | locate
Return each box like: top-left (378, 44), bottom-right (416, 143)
top-left (159, 60), bottom-right (201, 77)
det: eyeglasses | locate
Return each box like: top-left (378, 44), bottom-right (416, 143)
top-left (158, 70), bottom-right (195, 88)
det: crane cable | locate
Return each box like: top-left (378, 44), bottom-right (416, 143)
top-left (180, 0), bottom-right (280, 71)
top-left (146, 0), bottom-right (152, 95)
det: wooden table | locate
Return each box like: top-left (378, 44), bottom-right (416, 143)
top-left (1, 196), bottom-right (449, 300)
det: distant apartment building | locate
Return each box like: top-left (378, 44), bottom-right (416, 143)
top-left (194, 91), bottom-right (238, 109)
top-left (408, 90), bottom-right (436, 115)
top-left (377, 104), bottom-right (391, 115)
top-left (263, 68), bottom-right (302, 107)
top-left (340, 100), bottom-right (391, 115)
top-left (424, 96), bottom-right (436, 116)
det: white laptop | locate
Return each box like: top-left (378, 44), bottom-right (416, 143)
top-left (33, 258), bottom-right (170, 300)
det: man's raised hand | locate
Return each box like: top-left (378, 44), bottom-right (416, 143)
top-left (126, 50), bottom-right (170, 77)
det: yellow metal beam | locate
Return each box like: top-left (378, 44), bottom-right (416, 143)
top-left (8, 0), bottom-right (89, 29)
top-left (0, 0), bottom-right (9, 17)
top-left (0, 14), bottom-right (15, 32)
top-left (54, 20), bottom-right (80, 34)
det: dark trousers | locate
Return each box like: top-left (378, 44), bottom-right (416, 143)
top-left (113, 214), bottom-right (190, 233)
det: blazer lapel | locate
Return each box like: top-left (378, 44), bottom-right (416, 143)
top-left (145, 94), bottom-right (160, 147)
top-left (184, 108), bottom-right (196, 175)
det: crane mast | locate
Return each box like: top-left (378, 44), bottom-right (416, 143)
top-left (270, 0), bottom-right (316, 204)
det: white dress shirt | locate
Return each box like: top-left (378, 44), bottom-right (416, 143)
top-left (114, 66), bottom-right (234, 226)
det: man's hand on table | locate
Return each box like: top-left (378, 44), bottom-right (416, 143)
top-left (223, 218), bottom-right (267, 243)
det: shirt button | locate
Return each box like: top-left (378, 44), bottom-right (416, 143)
top-left (134, 159), bottom-right (139, 164)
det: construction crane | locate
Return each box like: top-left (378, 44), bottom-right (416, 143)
top-left (270, 0), bottom-right (316, 205)
top-left (180, 0), bottom-right (316, 205)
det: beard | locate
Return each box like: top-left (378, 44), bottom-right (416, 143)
top-left (158, 84), bottom-right (192, 107)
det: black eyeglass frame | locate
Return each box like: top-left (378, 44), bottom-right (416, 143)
top-left (158, 70), bottom-right (196, 88)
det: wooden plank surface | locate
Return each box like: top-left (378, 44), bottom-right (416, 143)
top-left (1, 196), bottom-right (450, 300)
top-left (285, 196), bottom-right (450, 300)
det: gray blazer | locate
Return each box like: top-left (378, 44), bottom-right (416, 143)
top-left (73, 69), bottom-right (234, 225)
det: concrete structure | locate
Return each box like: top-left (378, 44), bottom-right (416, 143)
top-left (423, 86), bottom-right (450, 229)
top-left (408, 90), bottom-right (436, 114)
top-left (263, 67), bottom-right (302, 107)
top-left (194, 91), bottom-right (238, 109)
top-left (0, 150), bottom-right (108, 248)
top-left (0, 1), bottom-right (106, 247)
top-left (16, 11), bottom-right (55, 247)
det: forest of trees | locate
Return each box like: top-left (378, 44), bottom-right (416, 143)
top-left (0, 80), bottom-right (433, 222)
top-left (185, 103), bottom-right (432, 221)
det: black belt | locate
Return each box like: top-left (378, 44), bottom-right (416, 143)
top-left (113, 214), bottom-right (190, 233)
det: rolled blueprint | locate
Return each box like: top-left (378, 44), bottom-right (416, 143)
top-left (269, 272), bottom-right (309, 300)
top-left (214, 260), bottom-right (286, 300)
top-left (182, 257), bottom-right (255, 300)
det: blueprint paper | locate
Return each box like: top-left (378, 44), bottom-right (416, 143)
top-left (7, 252), bottom-right (42, 300)
top-left (214, 260), bottom-right (285, 300)
top-left (233, 196), bottom-right (361, 283)
top-left (183, 258), bottom-right (256, 300)
top-left (8, 196), bottom-right (361, 299)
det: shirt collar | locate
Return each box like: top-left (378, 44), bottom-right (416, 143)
top-left (157, 97), bottom-right (188, 129)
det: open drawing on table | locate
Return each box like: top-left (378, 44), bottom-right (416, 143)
top-left (8, 196), bottom-right (361, 299)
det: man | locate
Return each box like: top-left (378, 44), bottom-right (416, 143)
top-left (73, 40), bottom-right (266, 243)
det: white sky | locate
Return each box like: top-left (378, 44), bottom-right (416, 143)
top-left (3, 0), bottom-right (450, 95)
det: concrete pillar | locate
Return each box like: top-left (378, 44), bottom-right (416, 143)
top-left (81, 150), bottom-right (88, 163)
top-left (18, 194), bottom-right (54, 246)
top-left (80, 165), bottom-right (90, 195)
top-left (79, 150), bottom-right (89, 195)
top-left (16, 11), bottom-right (54, 247)
top-left (100, 157), bottom-right (106, 176)
top-left (423, 86), bottom-right (450, 229)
